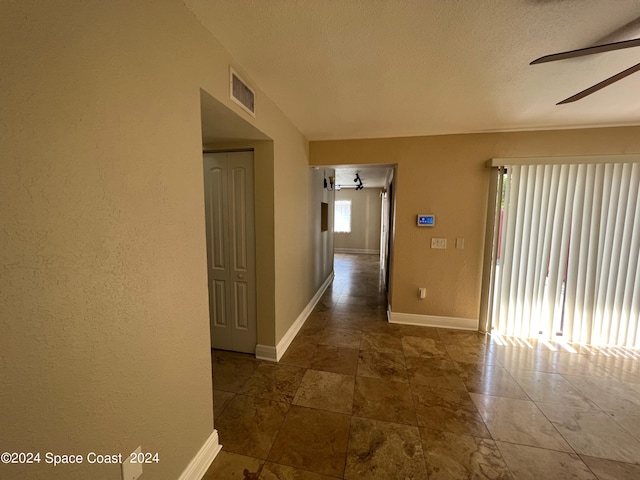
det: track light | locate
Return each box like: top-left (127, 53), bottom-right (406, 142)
top-left (323, 173), bottom-right (335, 191)
top-left (354, 173), bottom-right (363, 191)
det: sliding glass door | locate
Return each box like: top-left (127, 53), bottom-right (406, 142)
top-left (488, 160), bottom-right (640, 347)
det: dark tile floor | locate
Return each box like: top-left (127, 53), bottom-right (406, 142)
top-left (205, 253), bottom-right (640, 479)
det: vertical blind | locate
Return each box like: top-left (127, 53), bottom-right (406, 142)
top-left (491, 161), bottom-right (640, 347)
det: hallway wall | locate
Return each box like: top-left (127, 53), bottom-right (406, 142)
top-left (0, 1), bottom-right (326, 479)
top-left (334, 188), bottom-right (382, 254)
top-left (310, 127), bottom-right (640, 323)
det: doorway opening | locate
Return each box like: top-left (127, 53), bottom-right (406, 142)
top-left (330, 164), bottom-right (397, 311)
top-left (200, 89), bottom-right (274, 355)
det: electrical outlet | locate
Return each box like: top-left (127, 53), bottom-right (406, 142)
top-left (431, 238), bottom-right (447, 249)
top-left (121, 446), bottom-right (143, 480)
top-left (456, 238), bottom-right (465, 249)
top-left (418, 288), bottom-right (426, 299)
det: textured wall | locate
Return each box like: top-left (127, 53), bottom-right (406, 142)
top-left (0, 1), bottom-right (312, 479)
top-left (308, 168), bottom-right (336, 301)
top-left (310, 127), bottom-right (640, 321)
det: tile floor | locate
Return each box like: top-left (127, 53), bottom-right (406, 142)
top-left (205, 253), bottom-right (640, 479)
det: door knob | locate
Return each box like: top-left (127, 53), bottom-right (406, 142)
top-left (237, 274), bottom-right (244, 279)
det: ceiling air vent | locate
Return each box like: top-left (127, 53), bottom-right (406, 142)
top-left (230, 67), bottom-right (255, 117)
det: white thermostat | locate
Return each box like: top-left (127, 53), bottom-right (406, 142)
top-left (417, 214), bottom-right (435, 227)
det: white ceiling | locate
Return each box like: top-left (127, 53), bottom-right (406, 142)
top-left (185, 0), bottom-right (640, 140)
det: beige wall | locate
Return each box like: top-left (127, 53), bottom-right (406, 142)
top-left (309, 168), bottom-right (336, 300)
top-left (0, 1), bottom-right (325, 479)
top-left (335, 188), bottom-right (382, 253)
top-left (310, 127), bottom-right (640, 321)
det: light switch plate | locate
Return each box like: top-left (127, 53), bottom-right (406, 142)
top-left (456, 238), bottom-right (465, 249)
top-left (431, 238), bottom-right (447, 249)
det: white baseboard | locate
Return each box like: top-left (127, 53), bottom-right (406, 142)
top-left (255, 272), bottom-right (334, 362)
top-left (334, 248), bottom-right (380, 255)
top-left (177, 430), bottom-right (222, 480)
top-left (255, 344), bottom-right (277, 362)
top-left (388, 311), bottom-right (478, 331)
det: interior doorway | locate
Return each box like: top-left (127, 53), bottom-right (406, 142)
top-left (331, 164), bottom-right (396, 302)
top-left (385, 179), bottom-right (394, 293)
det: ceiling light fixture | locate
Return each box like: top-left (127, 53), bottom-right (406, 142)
top-left (354, 173), bottom-right (363, 191)
top-left (323, 173), bottom-right (335, 191)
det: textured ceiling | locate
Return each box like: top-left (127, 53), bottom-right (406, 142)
top-left (185, 0), bottom-right (640, 140)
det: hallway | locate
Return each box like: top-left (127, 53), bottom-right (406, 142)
top-left (205, 254), bottom-right (640, 479)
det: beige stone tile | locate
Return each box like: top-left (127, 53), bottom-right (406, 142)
top-left (488, 335), bottom-right (541, 349)
top-left (325, 313), bottom-right (364, 330)
top-left (259, 462), bottom-right (336, 480)
top-left (213, 390), bottom-right (235, 417)
top-left (212, 349), bottom-right (261, 392)
top-left (203, 451), bottom-right (263, 480)
top-left (304, 313), bottom-right (331, 328)
top-left (338, 295), bottom-right (377, 306)
top-left (510, 369), bottom-right (599, 409)
top-left (332, 303), bottom-right (385, 317)
top-left (537, 403), bottom-right (640, 464)
top-left (608, 410), bottom-right (640, 440)
top-left (493, 347), bottom-right (558, 373)
top-left (295, 321), bottom-right (327, 344)
top-left (394, 324), bottom-right (441, 339)
top-left (549, 351), bottom-right (610, 376)
top-left (402, 336), bottom-right (449, 357)
top-left (563, 374), bottom-right (640, 412)
top-left (320, 327), bottom-right (362, 349)
top-left (406, 356), bottom-right (467, 391)
top-left (603, 357), bottom-right (640, 384)
top-left (319, 287), bottom-right (342, 304)
top-left (360, 319), bottom-right (404, 335)
top-left (496, 442), bottom-right (596, 480)
top-left (292, 369), bottom-right (355, 414)
top-left (360, 331), bottom-right (404, 354)
top-left (353, 376), bottom-right (417, 425)
top-left (446, 343), bottom-right (499, 365)
top-left (310, 345), bottom-right (359, 375)
top-left (357, 349), bottom-right (408, 383)
top-left (215, 394), bottom-right (290, 459)
top-left (239, 364), bottom-right (306, 403)
top-left (344, 416), bottom-right (427, 480)
top-left (279, 341), bottom-right (317, 368)
top-left (470, 393), bottom-right (571, 451)
top-left (314, 299), bottom-right (334, 313)
top-left (437, 329), bottom-right (489, 345)
top-left (413, 385), bottom-right (491, 438)
top-left (420, 428), bottom-right (512, 480)
top-left (580, 456), bottom-right (640, 480)
top-left (268, 406), bottom-right (350, 478)
top-left (456, 362), bottom-right (528, 399)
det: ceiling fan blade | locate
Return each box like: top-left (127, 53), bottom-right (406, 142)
top-left (531, 38), bottom-right (640, 64)
top-left (557, 61), bottom-right (640, 104)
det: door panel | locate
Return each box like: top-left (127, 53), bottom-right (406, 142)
top-left (203, 151), bottom-right (256, 354)
top-left (208, 167), bottom-right (227, 271)
top-left (213, 280), bottom-right (227, 327)
top-left (231, 166), bottom-right (248, 270)
top-left (234, 282), bottom-right (249, 329)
